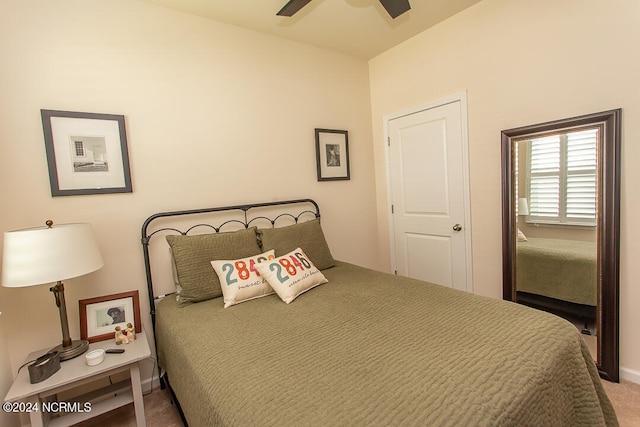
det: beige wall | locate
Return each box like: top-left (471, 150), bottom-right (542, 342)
top-left (0, 316), bottom-right (20, 426)
top-left (369, 0), bottom-right (640, 379)
top-left (0, 0), bottom-right (377, 376)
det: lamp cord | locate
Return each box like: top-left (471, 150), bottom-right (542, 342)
top-left (16, 358), bottom-right (37, 375)
top-left (108, 356), bottom-right (158, 396)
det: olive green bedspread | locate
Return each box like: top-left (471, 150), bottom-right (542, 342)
top-left (516, 238), bottom-right (597, 306)
top-left (155, 261), bottom-right (617, 427)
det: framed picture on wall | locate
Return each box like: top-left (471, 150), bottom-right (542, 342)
top-left (315, 128), bottom-right (350, 181)
top-left (41, 109), bottom-right (133, 196)
top-left (79, 290), bottom-right (141, 343)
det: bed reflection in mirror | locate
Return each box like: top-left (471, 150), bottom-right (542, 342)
top-left (502, 109), bottom-right (621, 382)
top-left (514, 134), bottom-right (598, 356)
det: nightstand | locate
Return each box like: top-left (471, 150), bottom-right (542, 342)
top-left (4, 327), bottom-right (151, 427)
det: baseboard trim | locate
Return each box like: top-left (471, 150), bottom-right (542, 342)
top-left (620, 366), bottom-right (640, 384)
top-left (142, 374), bottom-right (162, 393)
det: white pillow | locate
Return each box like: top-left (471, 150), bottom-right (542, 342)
top-left (254, 248), bottom-right (328, 304)
top-left (518, 228), bottom-right (528, 242)
top-left (210, 250), bottom-right (275, 308)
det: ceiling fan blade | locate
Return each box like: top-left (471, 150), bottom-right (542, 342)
top-left (277, 0), bottom-right (313, 17)
top-left (378, 0), bottom-right (411, 19)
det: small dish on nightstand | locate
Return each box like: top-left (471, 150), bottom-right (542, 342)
top-left (85, 349), bottom-right (105, 366)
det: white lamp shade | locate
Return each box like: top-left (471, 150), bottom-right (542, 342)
top-left (518, 198), bottom-right (530, 216)
top-left (2, 223), bottom-right (103, 288)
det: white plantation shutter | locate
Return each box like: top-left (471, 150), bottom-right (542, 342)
top-left (566, 130), bottom-right (597, 220)
top-left (526, 129), bottom-right (597, 225)
top-left (529, 135), bottom-right (560, 218)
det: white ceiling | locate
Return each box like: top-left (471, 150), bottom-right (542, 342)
top-left (139, 0), bottom-right (483, 59)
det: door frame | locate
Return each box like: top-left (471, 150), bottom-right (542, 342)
top-left (383, 91), bottom-right (474, 293)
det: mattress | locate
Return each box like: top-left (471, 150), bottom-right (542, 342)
top-left (516, 237), bottom-right (597, 306)
top-left (155, 261), bottom-right (616, 426)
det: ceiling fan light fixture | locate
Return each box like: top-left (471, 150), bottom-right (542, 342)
top-left (276, 0), bottom-right (411, 19)
top-left (277, 0), bottom-right (313, 17)
top-left (379, 0), bottom-right (411, 19)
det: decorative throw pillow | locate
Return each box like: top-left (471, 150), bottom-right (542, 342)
top-left (169, 248), bottom-right (182, 302)
top-left (254, 248), bottom-right (328, 304)
top-left (210, 250), bottom-right (276, 308)
top-left (166, 227), bottom-right (262, 307)
top-left (258, 219), bottom-right (335, 270)
top-left (518, 228), bottom-right (528, 242)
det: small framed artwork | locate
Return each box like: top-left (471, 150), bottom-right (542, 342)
top-left (315, 128), bottom-right (350, 181)
top-left (41, 109), bottom-right (133, 196)
top-left (79, 290), bottom-right (141, 343)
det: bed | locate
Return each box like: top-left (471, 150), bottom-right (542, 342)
top-left (141, 199), bottom-right (617, 427)
top-left (516, 237), bottom-right (597, 323)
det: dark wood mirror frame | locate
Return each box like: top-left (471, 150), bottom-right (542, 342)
top-left (501, 109), bottom-right (621, 382)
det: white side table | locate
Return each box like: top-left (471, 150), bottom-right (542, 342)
top-left (4, 328), bottom-right (151, 427)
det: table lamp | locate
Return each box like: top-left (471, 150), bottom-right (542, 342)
top-left (1, 221), bottom-right (103, 361)
top-left (518, 198), bottom-right (530, 216)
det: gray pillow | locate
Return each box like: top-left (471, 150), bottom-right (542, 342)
top-left (258, 219), bottom-right (335, 270)
top-left (166, 227), bottom-right (261, 306)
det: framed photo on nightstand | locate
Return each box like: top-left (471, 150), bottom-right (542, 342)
top-left (79, 290), bottom-right (141, 343)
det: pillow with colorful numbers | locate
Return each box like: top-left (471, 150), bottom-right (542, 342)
top-left (210, 250), bottom-right (276, 308)
top-left (254, 248), bottom-right (328, 304)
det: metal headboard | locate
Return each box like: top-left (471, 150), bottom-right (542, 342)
top-left (140, 198), bottom-right (320, 332)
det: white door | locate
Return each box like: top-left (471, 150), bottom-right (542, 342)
top-left (388, 99), bottom-right (471, 292)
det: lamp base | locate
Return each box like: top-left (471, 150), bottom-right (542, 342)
top-left (50, 339), bottom-right (89, 361)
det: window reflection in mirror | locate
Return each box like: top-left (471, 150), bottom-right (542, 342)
top-left (514, 127), bottom-right (599, 359)
top-left (523, 129), bottom-right (598, 226)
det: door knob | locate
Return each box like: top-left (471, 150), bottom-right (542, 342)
top-left (453, 224), bottom-right (462, 231)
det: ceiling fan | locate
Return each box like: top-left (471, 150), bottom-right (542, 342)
top-left (277, 0), bottom-right (411, 19)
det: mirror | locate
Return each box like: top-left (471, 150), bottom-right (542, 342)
top-left (501, 109), bottom-right (620, 382)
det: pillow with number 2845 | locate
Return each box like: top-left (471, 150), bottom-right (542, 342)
top-left (210, 250), bottom-right (275, 308)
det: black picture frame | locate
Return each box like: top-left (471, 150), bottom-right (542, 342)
top-left (315, 128), bottom-right (350, 181)
top-left (41, 109), bottom-right (132, 196)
